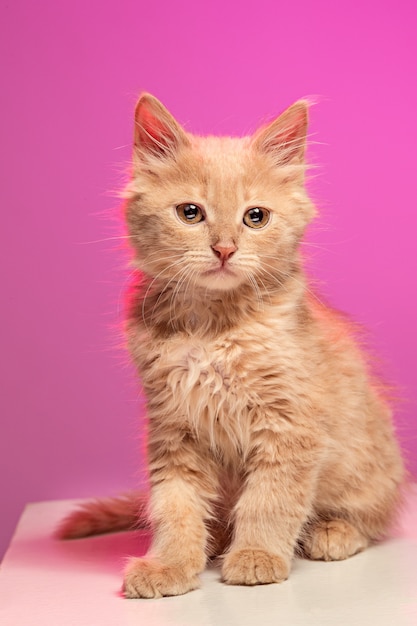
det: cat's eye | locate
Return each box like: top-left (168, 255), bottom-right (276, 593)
top-left (176, 203), bottom-right (205, 225)
top-left (243, 207), bottom-right (270, 229)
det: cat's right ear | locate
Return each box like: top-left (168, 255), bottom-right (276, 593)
top-left (133, 94), bottom-right (189, 164)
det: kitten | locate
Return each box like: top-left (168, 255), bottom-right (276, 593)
top-left (58, 94), bottom-right (405, 598)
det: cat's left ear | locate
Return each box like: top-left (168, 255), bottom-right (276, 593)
top-left (252, 101), bottom-right (308, 165)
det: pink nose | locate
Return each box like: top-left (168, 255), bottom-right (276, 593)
top-left (211, 243), bottom-right (237, 262)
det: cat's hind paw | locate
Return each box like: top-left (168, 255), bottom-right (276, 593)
top-left (302, 518), bottom-right (369, 561)
top-left (222, 549), bottom-right (289, 586)
top-left (123, 558), bottom-right (200, 599)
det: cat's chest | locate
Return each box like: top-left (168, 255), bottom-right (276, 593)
top-left (159, 335), bottom-right (245, 399)
top-left (136, 318), bottom-right (306, 458)
top-left (159, 331), bottom-right (262, 394)
top-left (158, 335), bottom-right (257, 452)
top-left (144, 322), bottom-right (288, 417)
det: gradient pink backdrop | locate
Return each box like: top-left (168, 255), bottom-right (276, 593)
top-left (1, 0), bottom-right (416, 559)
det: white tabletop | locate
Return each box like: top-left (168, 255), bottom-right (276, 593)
top-left (1, 489), bottom-right (417, 626)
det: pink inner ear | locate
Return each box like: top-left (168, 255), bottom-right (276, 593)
top-left (272, 111), bottom-right (307, 149)
top-left (283, 120), bottom-right (302, 145)
top-left (134, 99), bottom-right (178, 155)
top-left (136, 106), bottom-right (167, 147)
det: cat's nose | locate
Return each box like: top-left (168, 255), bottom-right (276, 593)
top-left (211, 243), bottom-right (237, 262)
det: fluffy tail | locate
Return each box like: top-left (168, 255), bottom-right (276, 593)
top-left (56, 491), bottom-right (149, 539)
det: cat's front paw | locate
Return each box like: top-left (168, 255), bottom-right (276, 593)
top-left (302, 518), bottom-right (368, 561)
top-left (222, 549), bottom-right (289, 586)
top-left (123, 557), bottom-right (200, 599)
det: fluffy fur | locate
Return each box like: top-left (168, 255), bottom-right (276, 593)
top-left (58, 94), bottom-right (405, 598)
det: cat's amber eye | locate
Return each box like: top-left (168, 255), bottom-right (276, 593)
top-left (243, 207), bottom-right (270, 229)
top-left (176, 203), bottom-right (205, 225)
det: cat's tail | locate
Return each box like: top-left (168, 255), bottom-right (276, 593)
top-left (55, 491), bottom-right (149, 539)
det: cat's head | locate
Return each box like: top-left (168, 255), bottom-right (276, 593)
top-left (125, 94), bottom-right (315, 294)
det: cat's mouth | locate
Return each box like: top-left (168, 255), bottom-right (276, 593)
top-left (198, 263), bottom-right (243, 291)
top-left (203, 264), bottom-right (237, 278)
top-left (203, 261), bottom-right (238, 281)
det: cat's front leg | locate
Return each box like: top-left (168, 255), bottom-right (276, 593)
top-left (123, 432), bottom-right (217, 599)
top-left (222, 426), bottom-right (321, 586)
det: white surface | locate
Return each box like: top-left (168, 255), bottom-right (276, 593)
top-left (1, 490), bottom-right (417, 626)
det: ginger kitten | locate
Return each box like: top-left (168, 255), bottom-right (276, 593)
top-left (58, 94), bottom-right (405, 598)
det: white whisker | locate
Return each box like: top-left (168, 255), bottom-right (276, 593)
top-left (77, 235), bottom-right (133, 245)
top-left (141, 259), bottom-right (187, 330)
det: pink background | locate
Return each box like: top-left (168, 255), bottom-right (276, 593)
top-left (1, 1), bottom-right (416, 559)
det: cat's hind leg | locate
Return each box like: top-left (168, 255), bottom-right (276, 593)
top-left (300, 459), bottom-right (404, 562)
top-left (300, 517), bottom-right (369, 561)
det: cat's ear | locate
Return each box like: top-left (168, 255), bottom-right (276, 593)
top-left (252, 101), bottom-right (308, 165)
top-left (133, 93), bottom-right (189, 162)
